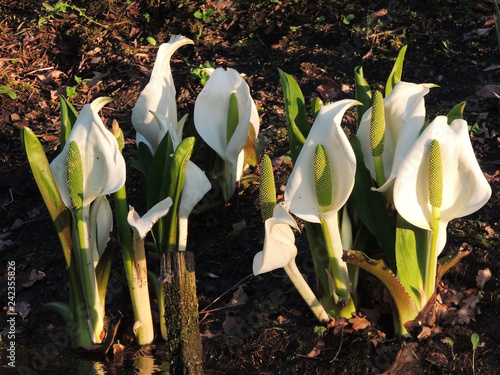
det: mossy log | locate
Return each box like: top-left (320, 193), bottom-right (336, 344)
top-left (161, 251), bottom-right (204, 375)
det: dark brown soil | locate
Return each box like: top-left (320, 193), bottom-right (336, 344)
top-left (1, 1), bottom-right (499, 374)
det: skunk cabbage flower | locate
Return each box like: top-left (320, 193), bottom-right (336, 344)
top-left (194, 67), bottom-right (259, 198)
top-left (357, 82), bottom-right (431, 193)
top-left (285, 100), bottom-right (358, 224)
top-left (285, 99), bottom-right (358, 304)
top-left (131, 35), bottom-right (194, 151)
top-left (393, 116), bottom-right (492, 255)
top-left (253, 202), bottom-right (329, 322)
top-left (50, 97), bottom-right (126, 209)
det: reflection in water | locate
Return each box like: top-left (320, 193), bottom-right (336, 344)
top-left (1, 341), bottom-right (173, 375)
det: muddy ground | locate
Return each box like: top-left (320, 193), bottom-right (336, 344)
top-left (1, 0), bottom-right (500, 374)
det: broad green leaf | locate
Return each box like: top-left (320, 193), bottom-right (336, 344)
top-left (447, 101), bottom-right (466, 125)
top-left (59, 96), bottom-right (79, 149)
top-left (385, 45), bottom-right (407, 97)
top-left (278, 69), bottom-right (310, 163)
top-left (395, 214), bottom-right (428, 311)
top-left (21, 127), bottom-right (72, 266)
top-left (343, 250), bottom-right (419, 336)
top-left (349, 135), bottom-right (396, 270)
top-left (147, 134), bottom-right (195, 254)
top-left (354, 65), bottom-right (372, 126)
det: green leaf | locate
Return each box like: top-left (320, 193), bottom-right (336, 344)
top-left (354, 65), bottom-right (372, 126)
top-left (311, 96), bottom-right (323, 120)
top-left (21, 127), bottom-right (72, 267)
top-left (348, 135), bottom-right (396, 270)
top-left (447, 101), bottom-right (465, 125)
top-left (147, 134), bottom-right (195, 254)
top-left (395, 214), bottom-right (428, 311)
top-left (59, 96), bottom-right (78, 149)
top-left (278, 69), bottom-right (310, 163)
top-left (343, 250), bottom-right (419, 336)
top-left (385, 45), bottom-right (407, 97)
top-left (131, 142), bottom-right (154, 177)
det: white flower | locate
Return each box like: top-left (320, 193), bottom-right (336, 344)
top-left (131, 35), bottom-right (194, 152)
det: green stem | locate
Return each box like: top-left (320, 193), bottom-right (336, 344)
top-left (373, 155), bottom-right (386, 188)
top-left (319, 214), bottom-right (352, 307)
top-left (425, 206), bottom-right (441, 301)
top-left (283, 261), bottom-right (329, 322)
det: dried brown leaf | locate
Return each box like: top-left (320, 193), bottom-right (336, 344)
top-left (426, 352), bottom-right (448, 366)
top-left (349, 315), bottom-right (371, 331)
top-left (476, 268), bottom-right (492, 290)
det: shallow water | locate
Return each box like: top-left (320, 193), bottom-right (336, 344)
top-left (1, 338), bottom-right (172, 375)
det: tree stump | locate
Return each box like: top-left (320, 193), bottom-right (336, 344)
top-left (161, 251), bottom-right (204, 375)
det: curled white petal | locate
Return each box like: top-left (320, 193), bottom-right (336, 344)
top-left (252, 202), bottom-right (298, 275)
top-left (127, 197), bottom-right (173, 240)
top-left (90, 196), bottom-right (113, 259)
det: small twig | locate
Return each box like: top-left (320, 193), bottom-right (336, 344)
top-left (199, 273), bottom-right (253, 321)
top-left (330, 325), bottom-right (345, 363)
top-left (26, 66), bottom-right (55, 75)
top-left (368, 26), bottom-right (406, 39)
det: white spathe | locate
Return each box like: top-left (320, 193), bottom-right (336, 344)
top-left (285, 99), bottom-right (358, 223)
top-left (50, 97), bottom-right (126, 209)
top-left (131, 35), bottom-right (194, 152)
top-left (357, 82), bottom-right (432, 193)
top-left (194, 67), bottom-right (257, 182)
top-left (393, 116), bottom-right (492, 255)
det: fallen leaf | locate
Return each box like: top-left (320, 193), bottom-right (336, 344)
top-left (277, 315), bottom-right (291, 325)
top-left (113, 342), bottom-right (125, 355)
top-left (417, 326), bottom-right (433, 340)
top-left (316, 81), bottom-right (342, 100)
top-left (477, 84), bottom-right (500, 98)
top-left (232, 219), bottom-right (246, 230)
top-left (473, 28), bottom-right (492, 36)
top-left (229, 285), bottom-right (248, 305)
top-left (426, 352), bottom-right (448, 366)
top-left (11, 218), bottom-right (24, 230)
top-left (22, 269), bottom-right (45, 288)
top-left (306, 338), bottom-right (324, 358)
top-left (456, 295), bottom-right (480, 324)
top-left (484, 63), bottom-right (500, 71)
top-left (476, 268), bottom-right (492, 290)
top-left (381, 343), bottom-right (422, 375)
top-left (222, 313), bottom-right (242, 336)
top-left (349, 315), bottom-right (371, 331)
top-left (15, 301), bottom-right (31, 317)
